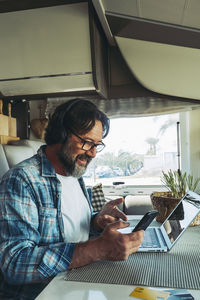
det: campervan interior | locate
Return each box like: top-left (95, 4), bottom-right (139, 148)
top-left (0, 1), bottom-right (200, 298)
top-left (1, 0), bottom-right (200, 203)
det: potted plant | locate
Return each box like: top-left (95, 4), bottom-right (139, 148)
top-left (151, 169), bottom-right (200, 223)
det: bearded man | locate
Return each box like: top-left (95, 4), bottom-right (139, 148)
top-left (0, 99), bottom-right (144, 300)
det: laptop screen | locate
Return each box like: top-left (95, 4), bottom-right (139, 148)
top-left (162, 191), bottom-right (200, 245)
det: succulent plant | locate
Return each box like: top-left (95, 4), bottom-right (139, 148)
top-left (161, 169), bottom-right (200, 198)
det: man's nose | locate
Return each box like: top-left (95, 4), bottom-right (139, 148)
top-left (86, 146), bottom-right (97, 158)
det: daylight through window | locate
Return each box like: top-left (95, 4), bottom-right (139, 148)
top-left (84, 113), bottom-right (179, 187)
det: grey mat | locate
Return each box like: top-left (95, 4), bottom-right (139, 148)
top-left (65, 227), bottom-right (200, 289)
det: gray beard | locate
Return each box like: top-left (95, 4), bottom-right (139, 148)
top-left (58, 143), bottom-right (92, 178)
top-left (71, 163), bottom-right (87, 178)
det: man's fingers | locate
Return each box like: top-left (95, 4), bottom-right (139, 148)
top-left (108, 220), bottom-right (130, 230)
top-left (129, 230), bottom-right (145, 242)
top-left (99, 215), bottom-right (115, 223)
top-left (102, 210), bottom-right (127, 222)
top-left (108, 197), bottom-right (124, 207)
top-left (114, 209), bottom-right (128, 221)
top-left (106, 198), bottom-right (127, 221)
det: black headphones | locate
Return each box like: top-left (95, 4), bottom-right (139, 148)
top-left (58, 99), bottom-right (84, 142)
top-left (45, 98), bottom-right (90, 144)
top-left (64, 98), bottom-right (83, 112)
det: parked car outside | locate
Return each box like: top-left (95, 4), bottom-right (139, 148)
top-left (112, 167), bottom-right (124, 177)
top-left (95, 166), bottom-right (114, 178)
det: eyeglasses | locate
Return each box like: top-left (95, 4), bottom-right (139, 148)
top-left (70, 130), bottom-right (105, 153)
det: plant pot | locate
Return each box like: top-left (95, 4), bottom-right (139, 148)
top-left (150, 192), bottom-right (181, 223)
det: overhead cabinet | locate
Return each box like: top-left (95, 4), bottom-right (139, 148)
top-left (0, 3), bottom-right (97, 97)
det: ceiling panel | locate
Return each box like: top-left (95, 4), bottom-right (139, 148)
top-left (140, 0), bottom-right (185, 25)
top-left (96, 0), bottom-right (200, 31)
top-left (101, 0), bottom-right (138, 17)
top-left (182, 0), bottom-right (200, 28)
top-left (92, 0), bottom-right (200, 101)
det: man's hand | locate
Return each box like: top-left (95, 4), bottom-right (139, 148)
top-left (98, 220), bottom-right (144, 261)
top-left (93, 198), bottom-right (128, 230)
top-left (69, 221), bottom-right (144, 269)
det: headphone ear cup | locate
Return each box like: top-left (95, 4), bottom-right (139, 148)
top-left (56, 99), bottom-right (82, 142)
top-left (45, 98), bottom-right (91, 145)
top-left (45, 99), bottom-right (82, 144)
top-left (60, 128), bottom-right (69, 143)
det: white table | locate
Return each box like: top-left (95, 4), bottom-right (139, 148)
top-left (36, 216), bottom-right (200, 299)
top-left (36, 272), bottom-right (199, 300)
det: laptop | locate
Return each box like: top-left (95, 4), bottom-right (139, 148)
top-left (121, 190), bottom-right (200, 252)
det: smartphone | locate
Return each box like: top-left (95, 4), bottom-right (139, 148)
top-left (132, 210), bottom-right (158, 232)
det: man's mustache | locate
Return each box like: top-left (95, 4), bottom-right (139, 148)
top-left (76, 154), bottom-right (92, 165)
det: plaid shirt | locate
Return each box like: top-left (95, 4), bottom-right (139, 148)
top-left (0, 146), bottom-right (95, 300)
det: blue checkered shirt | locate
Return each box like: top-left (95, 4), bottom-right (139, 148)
top-left (0, 146), bottom-right (95, 299)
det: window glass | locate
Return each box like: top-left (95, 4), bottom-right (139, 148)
top-left (84, 113), bottom-right (179, 187)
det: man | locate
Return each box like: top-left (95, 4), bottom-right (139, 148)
top-left (0, 99), bottom-right (144, 299)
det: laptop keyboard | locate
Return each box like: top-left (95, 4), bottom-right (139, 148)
top-left (141, 228), bottom-right (161, 248)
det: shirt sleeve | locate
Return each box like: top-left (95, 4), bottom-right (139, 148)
top-left (0, 169), bottom-right (75, 285)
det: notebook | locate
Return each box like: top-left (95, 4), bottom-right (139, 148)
top-left (121, 190), bottom-right (200, 252)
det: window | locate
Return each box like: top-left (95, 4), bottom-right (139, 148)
top-left (84, 113), bottom-right (179, 188)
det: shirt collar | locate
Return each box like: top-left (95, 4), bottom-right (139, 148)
top-left (37, 145), bottom-right (57, 177)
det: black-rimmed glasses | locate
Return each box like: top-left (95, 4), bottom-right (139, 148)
top-left (70, 130), bottom-right (105, 153)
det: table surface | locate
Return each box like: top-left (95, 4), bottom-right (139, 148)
top-left (36, 216), bottom-right (200, 300)
top-left (36, 273), bottom-right (199, 300)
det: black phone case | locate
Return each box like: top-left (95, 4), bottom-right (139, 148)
top-left (132, 210), bottom-right (158, 232)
